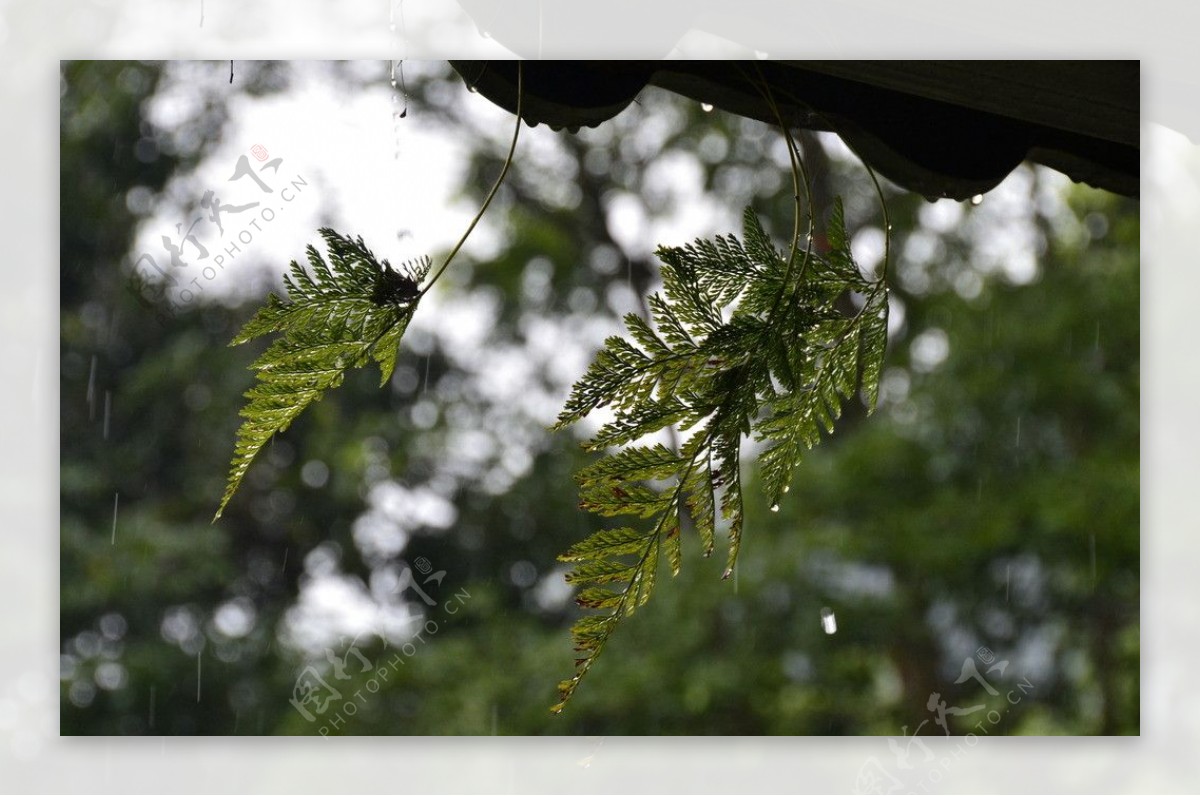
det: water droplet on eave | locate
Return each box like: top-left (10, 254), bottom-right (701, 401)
top-left (970, 194), bottom-right (984, 206)
top-left (701, 102), bottom-right (714, 112)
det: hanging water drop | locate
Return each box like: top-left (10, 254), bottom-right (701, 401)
top-left (721, 567), bottom-right (733, 580)
top-left (770, 503), bottom-right (780, 513)
top-left (970, 194), bottom-right (984, 206)
top-left (782, 485), bottom-right (790, 494)
top-left (820, 607), bottom-right (837, 634)
top-left (701, 102), bottom-right (714, 113)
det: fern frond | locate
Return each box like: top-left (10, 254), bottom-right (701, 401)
top-left (552, 202), bottom-right (888, 711)
top-left (550, 514), bottom-right (667, 714)
top-left (215, 229), bottom-right (428, 519)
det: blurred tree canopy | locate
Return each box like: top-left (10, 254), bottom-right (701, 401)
top-left (60, 60), bottom-right (1137, 736)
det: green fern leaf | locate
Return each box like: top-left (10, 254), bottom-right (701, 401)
top-left (552, 201), bottom-right (888, 711)
top-left (214, 229), bottom-right (428, 519)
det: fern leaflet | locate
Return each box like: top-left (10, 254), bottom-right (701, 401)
top-left (551, 201), bottom-right (888, 711)
top-left (214, 229), bottom-right (429, 519)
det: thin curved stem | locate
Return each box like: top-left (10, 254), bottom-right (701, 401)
top-left (861, 160), bottom-right (892, 288)
top-left (420, 61), bottom-right (524, 297)
top-left (741, 64), bottom-right (815, 320)
top-left (753, 75), bottom-right (892, 290)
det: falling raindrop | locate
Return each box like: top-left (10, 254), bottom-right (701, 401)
top-left (491, 703), bottom-right (498, 735)
top-left (422, 355), bottom-right (431, 393)
top-left (769, 503), bottom-right (780, 513)
top-left (199, 0), bottom-right (204, 27)
top-left (196, 651), bottom-right (202, 702)
top-left (281, 547), bottom-right (289, 574)
top-left (103, 390), bottom-right (111, 440)
top-left (1005, 564), bottom-right (1010, 602)
top-left (148, 685), bottom-right (156, 729)
top-left (700, 102), bottom-right (714, 112)
top-left (111, 493), bottom-right (119, 545)
top-left (970, 194), bottom-right (984, 206)
top-left (820, 607), bottom-right (837, 634)
top-left (1014, 416), bottom-right (1022, 447)
top-left (87, 352), bottom-right (97, 417)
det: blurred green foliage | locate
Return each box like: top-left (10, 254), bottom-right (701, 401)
top-left (60, 61), bottom-right (1137, 736)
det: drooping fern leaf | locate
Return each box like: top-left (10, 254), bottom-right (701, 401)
top-left (214, 229), bottom-right (430, 519)
top-left (551, 201), bottom-right (888, 712)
